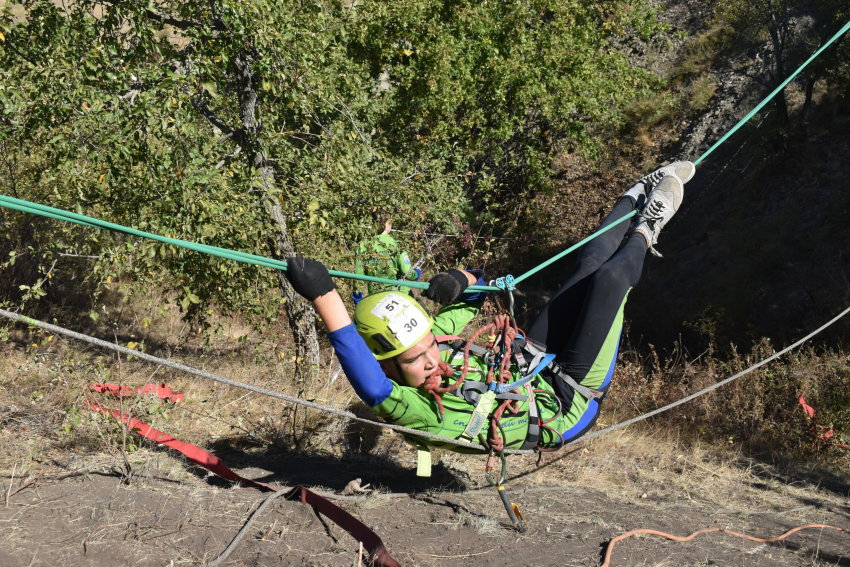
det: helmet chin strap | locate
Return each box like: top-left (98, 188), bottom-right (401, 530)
top-left (391, 356), bottom-right (407, 385)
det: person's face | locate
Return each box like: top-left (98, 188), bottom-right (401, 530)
top-left (379, 332), bottom-right (441, 388)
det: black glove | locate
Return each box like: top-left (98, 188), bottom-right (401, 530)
top-left (423, 269), bottom-right (469, 305)
top-left (284, 255), bottom-right (336, 301)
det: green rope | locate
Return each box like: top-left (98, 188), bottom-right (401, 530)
top-left (1, 18), bottom-right (848, 291)
top-left (0, 194), bottom-right (497, 292)
top-left (512, 211), bottom-right (636, 285)
top-left (694, 18), bottom-right (850, 167)
top-left (516, 17), bottom-right (850, 283)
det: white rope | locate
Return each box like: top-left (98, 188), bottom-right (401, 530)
top-left (0, 309), bottom-right (529, 454)
top-left (3, 305), bottom-right (848, 454)
top-left (568, 305), bottom-right (850, 445)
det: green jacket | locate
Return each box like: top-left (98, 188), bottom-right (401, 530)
top-left (354, 234), bottom-right (418, 294)
top-left (371, 301), bottom-right (574, 451)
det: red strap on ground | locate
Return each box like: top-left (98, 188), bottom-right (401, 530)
top-left (285, 486), bottom-right (401, 567)
top-left (86, 384), bottom-right (402, 567)
top-left (89, 382), bottom-right (184, 403)
top-left (84, 399), bottom-right (277, 490)
top-left (799, 396), bottom-right (850, 449)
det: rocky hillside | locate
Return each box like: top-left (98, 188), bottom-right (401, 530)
top-left (517, 0), bottom-right (850, 355)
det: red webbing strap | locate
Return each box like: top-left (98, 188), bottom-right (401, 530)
top-left (84, 400), bottom-right (277, 490)
top-left (86, 384), bottom-right (402, 566)
top-left (434, 335), bottom-right (464, 343)
top-left (285, 486), bottom-right (402, 567)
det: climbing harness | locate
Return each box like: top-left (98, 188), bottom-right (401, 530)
top-left (420, 286), bottom-right (571, 529)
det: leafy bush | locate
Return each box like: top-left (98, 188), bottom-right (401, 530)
top-left (622, 92), bottom-right (681, 135)
top-left (612, 339), bottom-right (850, 465)
top-left (0, 0), bottom-right (669, 333)
top-left (671, 25), bottom-right (736, 84)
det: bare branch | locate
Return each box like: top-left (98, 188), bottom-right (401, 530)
top-left (215, 146), bottom-right (242, 169)
top-left (100, 0), bottom-right (214, 31)
top-left (191, 94), bottom-right (235, 135)
top-left (142, 8), bottom-right (207, 30)
top-left (57, 253), bottom-right (100, 259)
top-left (1, 37), bottom-right (38, 66)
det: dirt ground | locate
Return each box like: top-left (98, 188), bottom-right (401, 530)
top-left (2, 429), bottom-right (848, 567)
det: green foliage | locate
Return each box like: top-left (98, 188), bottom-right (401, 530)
top-left (0, 0), bottom-right (667, 331)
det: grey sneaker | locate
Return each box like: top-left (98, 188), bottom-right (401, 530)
top-left (639, 161), bottom-right (695, 191)
top-left (633, 175), bottom-right (684, 257)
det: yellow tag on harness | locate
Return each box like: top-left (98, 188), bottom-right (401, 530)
top-left (416, 445), bottom-right (432, 477)
top-left (462, 390), bottom-right (496, 440)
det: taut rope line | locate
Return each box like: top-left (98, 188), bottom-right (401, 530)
top-left (3, 304), bottom-right (848, 458)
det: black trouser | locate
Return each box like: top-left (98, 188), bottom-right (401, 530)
top-left (527, 196), bottom-right (648, 383)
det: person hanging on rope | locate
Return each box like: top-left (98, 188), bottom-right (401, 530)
top-left (353, 217), bottom-right (421, 307)
top-left (284, 162), bottom-right (695, 452)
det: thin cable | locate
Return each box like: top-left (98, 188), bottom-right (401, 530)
top-left (601, 524), bottom-right (844, 567)
top-left (569, 305), bottom-right (850, 446)
top-left (196, 488), bottom-right (289, 567)
top-left (4, 305), bottom-right (850, 456)
top-left (693, 19), bottom-right (850, 166)
top-left (0, 308), bottom-right (531, 455)
top-left (674, 110), bottom-right (772, 225)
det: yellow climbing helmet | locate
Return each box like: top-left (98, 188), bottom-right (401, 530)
top-left (354, 291), bottom-right (433, 360)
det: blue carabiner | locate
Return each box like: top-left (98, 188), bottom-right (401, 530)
top-left (494, 275), bottom-right (515, 291)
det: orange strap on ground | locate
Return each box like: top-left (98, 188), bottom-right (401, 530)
top-left (86, 383), bottom-right (401, 567)
top-left (601, 524), bottom-right (844, 567)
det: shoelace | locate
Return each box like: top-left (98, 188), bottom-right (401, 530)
top-left (638, 169), bottom-right (666, 189)
top-left (642, 199), bottom-right (666, 223)
top-left (638, 199), bottom-right (667, 257)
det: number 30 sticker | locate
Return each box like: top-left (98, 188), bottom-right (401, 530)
top-left (387, 308), bottom-right (427, 347)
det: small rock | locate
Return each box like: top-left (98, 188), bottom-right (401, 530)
top-left (343, 478), bottom-right (372, 495)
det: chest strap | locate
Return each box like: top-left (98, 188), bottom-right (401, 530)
top-left (514, 338), bottom-right (607, 403)
top-left (457, 381), bottom-right (528, 404)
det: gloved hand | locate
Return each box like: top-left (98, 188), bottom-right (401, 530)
top-left (284, 255), bottom-right (336, 301)
top-left (413, 268), bottom-right (421, 281)
top-left (352, 291), bottom-right (364, 306)
top-left (423, 269), bottom-right (469, 305)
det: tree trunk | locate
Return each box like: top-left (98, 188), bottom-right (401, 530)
top-left (802, 33), bottom-right (846, 126)
top-left (766, 2), bottom-right (790, 125)
top-left (232, 52), bottom-right (321, 382)
top-left (800, 72), bottom-right (817, 125)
